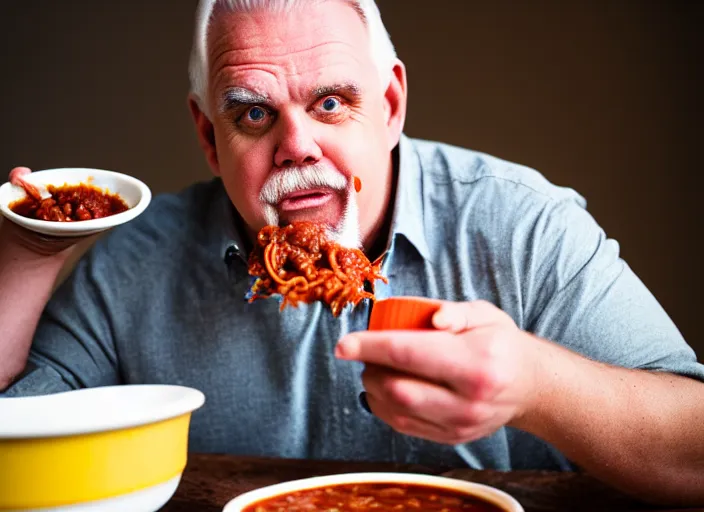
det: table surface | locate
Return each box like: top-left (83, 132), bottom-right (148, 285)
top-left (160, 453), bottom-right (703, 512)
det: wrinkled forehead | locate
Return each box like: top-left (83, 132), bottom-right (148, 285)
top-left (205, 0), bottom-right (369, 47)
top-left (205, 2), bottom-right (374, 92)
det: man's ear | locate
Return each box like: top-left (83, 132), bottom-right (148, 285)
top-left (382, 59), bottom-right (408, 151)
top-left (188, 94), bottom-right (220, 176)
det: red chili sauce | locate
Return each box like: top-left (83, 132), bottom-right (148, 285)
top-left (241, 482), bottom-right (505, 512)
top-left (9, 183), bottom-right (128, 222)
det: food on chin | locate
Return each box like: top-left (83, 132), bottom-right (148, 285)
top-left (246, 221), bottom-right (386, 317)
top-left (9, 179), bottom-right (129, 222)
top-left (247, 174), bottom-right (383, 316)
top-left (241, 482), bottom-right (505, 512)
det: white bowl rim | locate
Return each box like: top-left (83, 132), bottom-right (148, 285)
top-left (0, 384), bottom-right (205, 438)
top-left (0, 167), bottom-right (152, 236)
top-left (222, 471), bottom-right (524, 512)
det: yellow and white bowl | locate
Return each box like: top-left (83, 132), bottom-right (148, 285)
top-left (0, 385), bottom-right (205, 511)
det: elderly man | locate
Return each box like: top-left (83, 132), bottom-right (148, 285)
top-left (1, 0), bottom-right (703, 505)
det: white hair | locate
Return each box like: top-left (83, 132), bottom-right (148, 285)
top-left (188, 0), bottom-right (397, 118)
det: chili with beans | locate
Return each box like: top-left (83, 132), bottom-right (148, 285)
top-left (242, 482), bottom-right (505, 511)
top-left (10, 183), bottom-right (128, 222)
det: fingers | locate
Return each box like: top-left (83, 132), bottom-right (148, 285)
top-left (336, 329), bottom-right (470, 386)
top-left (4, 166), bottom-right (96, 254)
top-left (364, 389), bottom-right (454, 442)
top-left (9, 167), bottom-right (32, 186)
top-left (336, 301), bottom-right (512, 375)
top-left (432, 300), bottom-right (512, 333)
top-left (362, 364), bottom-right (492, 427)
top-left (362, 370), bottom-right (500, 445)
top-left (8, 167), bottom-right (44, 202)
top-left (336, 329), bottom-right (510, 399)
top-left (0, 213), bottom-right (90, 256)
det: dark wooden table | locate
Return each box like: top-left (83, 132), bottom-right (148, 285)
top-left (161, 453), bottom-right (703, 512)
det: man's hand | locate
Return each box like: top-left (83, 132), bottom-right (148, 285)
top-left (4, 167), bottom-right (88, 256)
top-left (335, 300), bottom-right (542, 445)
top-left (336, 299), bottom-right (704, 505)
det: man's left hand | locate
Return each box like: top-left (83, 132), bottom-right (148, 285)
top-left (335, 300), bottom-right (544, 444)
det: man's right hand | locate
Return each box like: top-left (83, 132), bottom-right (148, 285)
top-left (4, 167), bottom-right (90, 256)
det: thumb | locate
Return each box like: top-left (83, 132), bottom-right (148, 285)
top-left (9, 167), bottom-right (32, 186)
top-left (432, 300), bottom-right (509, 333)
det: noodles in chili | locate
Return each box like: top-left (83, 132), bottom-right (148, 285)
top-left (247, 221), bottom-right (386, 316)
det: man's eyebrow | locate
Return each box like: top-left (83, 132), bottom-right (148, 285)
top-left (220, 87), bottom-right (271, 113)
top-left (311, 82), bottom-right (362, 99)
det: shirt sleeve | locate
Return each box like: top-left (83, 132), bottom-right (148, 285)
top-left (523, 196), bottom-right (704, 381)
top-left (1, 244), bottom-right (122, 398)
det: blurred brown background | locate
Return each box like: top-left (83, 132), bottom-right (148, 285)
top-left (0, 1), bottom-right (701, 360)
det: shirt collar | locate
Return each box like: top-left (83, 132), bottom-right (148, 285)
top-left (386, 133), bottom-right (431, 261)
top-left (212, 132), bottom-right (431, 264)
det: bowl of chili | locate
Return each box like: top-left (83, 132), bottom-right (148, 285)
top-left (0, 167), bottom-right (151, 237)
top-left (0, 384), bottom-right (205, 511)
top-left (222, 472), bottom-right (524, 512)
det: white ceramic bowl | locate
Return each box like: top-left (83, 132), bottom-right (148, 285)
top-left (0, 385), bottom-right (205, 512)
top-left (0, 168), bottom-right (151, 237)
top-left (223, 472), bottom-right (524, 512)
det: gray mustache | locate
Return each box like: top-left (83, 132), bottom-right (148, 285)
top-left (259, 164), bottom-right (348, 205)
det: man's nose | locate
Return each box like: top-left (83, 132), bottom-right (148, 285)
top-left (273, 112), bottom-right (322, 168)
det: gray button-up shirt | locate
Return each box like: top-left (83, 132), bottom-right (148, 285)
top-left (4, 134), bottom-right (702, 470)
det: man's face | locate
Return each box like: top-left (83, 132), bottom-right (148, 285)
top-left (199, 1), bottom-right (402, 248)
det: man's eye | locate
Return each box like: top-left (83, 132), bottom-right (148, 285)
top-left (321, 97), bottom-right (341, 112)
top-left (236, 106), bottom-right (274, 133)
top-left (246, 106), bottom-right (267, 122)
top-left (312, 96), bottom-right (349, 123)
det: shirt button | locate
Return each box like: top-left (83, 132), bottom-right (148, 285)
top-left (224, 244), bottom-right (241, 265)
top-left (359, 391), bottom-right (372, 414)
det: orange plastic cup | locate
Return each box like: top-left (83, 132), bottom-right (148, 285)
top-left (368, 296), bottom-right (445, 330)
